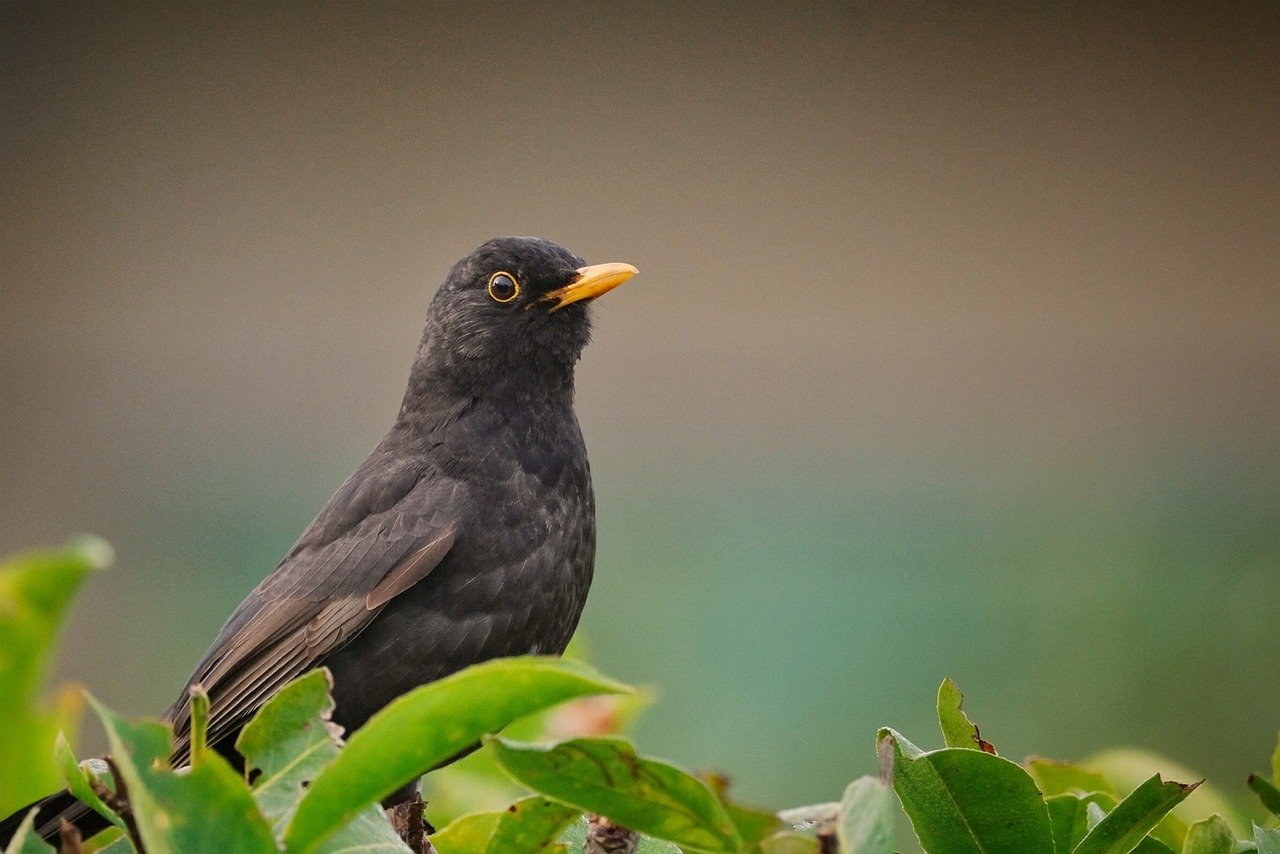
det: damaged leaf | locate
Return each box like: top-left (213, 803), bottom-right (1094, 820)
top-left (878, 727), bottom-right (1053, 853)
top-left (1072, 773), bottom-right (1198, 854)
top-left (937, 678), bottom-right (995, 754)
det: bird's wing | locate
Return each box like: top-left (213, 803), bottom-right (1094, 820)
top-left (165, 451), bottom-right (464, 763)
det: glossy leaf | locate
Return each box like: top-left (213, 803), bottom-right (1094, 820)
top-left (89, 696), bottom-right (277, 853)
top-left (837, 776), bottom-right (894, 854)
top-left (284, 657), bottom-right (629, 853)
top-left (0, 538), bottom-right (110, 814)
top-left (1181, 815), bottom-right (1235, 854)
top-left (1073, 773), bottom-right (1198, 854)
top-left (937, 678), bottom-right (993, 752)
top-left (877, 727), bottom-right (1053, 854)
top-left (489, 735), bottom-right (742, 852)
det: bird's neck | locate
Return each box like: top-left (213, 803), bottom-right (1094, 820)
top-left (394, 361), bottom-right (575, 436)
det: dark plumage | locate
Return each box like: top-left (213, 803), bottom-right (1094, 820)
top-left (1, 236), bottom-right (637, 845)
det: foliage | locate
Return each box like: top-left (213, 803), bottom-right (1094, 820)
top-left (3, 541), bottom-right (1279, 854)
top-left (0, 537), bottom-right (111, 815)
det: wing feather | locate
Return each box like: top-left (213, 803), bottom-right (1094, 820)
top-left (165, 460), bottom-right (464, 763)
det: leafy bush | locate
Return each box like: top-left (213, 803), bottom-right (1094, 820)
top-left (2, 541), bottom-right (1278, 853)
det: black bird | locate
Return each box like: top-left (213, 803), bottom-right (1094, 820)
top-left (1, 236), bottom-right (637, 845)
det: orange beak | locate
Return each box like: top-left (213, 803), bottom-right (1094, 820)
top-left (542, 262), bottom-right (638, 312)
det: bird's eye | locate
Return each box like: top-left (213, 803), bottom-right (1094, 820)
top-left (487, 271), bottom-right (520, 303)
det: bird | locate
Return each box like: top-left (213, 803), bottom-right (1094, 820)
top-left (0, 236), bottom-right (637, 846)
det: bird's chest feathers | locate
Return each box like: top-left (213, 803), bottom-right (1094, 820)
top-left (448, 399), bottom-right (595, 575)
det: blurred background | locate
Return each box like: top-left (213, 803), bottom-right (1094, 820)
top-left (2, 2), bottom-right (1278, 812)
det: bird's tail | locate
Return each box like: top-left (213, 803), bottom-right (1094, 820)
top-left (0, 788), bottom-right (109, 847)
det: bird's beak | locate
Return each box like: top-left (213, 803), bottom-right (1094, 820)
top-left (542, 262), bottom-right (638, 312)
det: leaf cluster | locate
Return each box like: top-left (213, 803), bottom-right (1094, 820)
top-left (3, 542), bottom-right (1280, 854)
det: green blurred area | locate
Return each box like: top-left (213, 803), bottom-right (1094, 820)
top-left (38, 441), bottom-right (1280, 812)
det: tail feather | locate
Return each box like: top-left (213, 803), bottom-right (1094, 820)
top-left (0, 789), bottom-right (109, 847)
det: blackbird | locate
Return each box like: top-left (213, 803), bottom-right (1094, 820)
top-left (0, 236), bottom-right (637, 845)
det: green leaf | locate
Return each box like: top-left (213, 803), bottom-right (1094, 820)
top-left (1072, 773), bottom-right (1198, 854)
top-left (1181, 816), bottom-right (1236, 854)
top-left (55, 733), bottom-right (125, 831)
top-left (1046, 793), bottom-right (1117, 854)
top-left (431, 811), bottom-right (501, 853)
top-left (284, 657), bottom-right (630, 853)
top-left (1255, 824), bottom-right (1280, 854)
top-left (837, 776), bottom-right (894, 854)
top-left (937, 678), bottom-right (993, 752)
top-left (697, 773), bottom-right (780, 845)
top-left (1028, 758), bottom-right (1116, 797)
top-left (0, 538), bottom-right (110, 814)
top-left (724, 801), bottom-right (780, 846)
top-left (1271, 732), bottom-right (1280, 786)
top-left (236, 668), bottom-right (408, 852)
top-left (315, 808), bottom-right (413, 854)
top-left (1085, 749), bottom-right (1244, 837)
top-left (1248, 775), bottom-right (1280, 817)
top-left (1, 808), bottom-right (54, 854)
top-left (877, 727), bottom-right (1054, 854)
top-left (489, 735), bottom-right (742, 852)
top-left (758, 831), bottom-right (820, 853)
top-left (238, 669), bottom-right (344, 828)
top-left (94, 834), bottom-right (132, 854)
top-left (88, 695), bottom-right (277, 853)
top-left (486, 796), bottom-right (581, 852)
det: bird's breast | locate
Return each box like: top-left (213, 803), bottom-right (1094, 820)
top-left (323, 401), bottom-right (595, 728)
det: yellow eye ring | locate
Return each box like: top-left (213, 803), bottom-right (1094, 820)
top-left (487, 271), bottom-right (521, 303)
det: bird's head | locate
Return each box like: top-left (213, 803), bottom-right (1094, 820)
top-left (406, 237), bottom-right (637, 403)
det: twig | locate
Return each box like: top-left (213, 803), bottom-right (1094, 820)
top-left (583, 815), bottom-right (638, 854)
top-left (58, 820), bottom-right (83, 854)
top-left (384, 792), bottom-right (436, 854)
top-left (99, 756), bottom-right (145, 853)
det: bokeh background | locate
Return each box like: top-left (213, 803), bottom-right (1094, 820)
top-left (3, 2), bottom-right (1278, 811)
